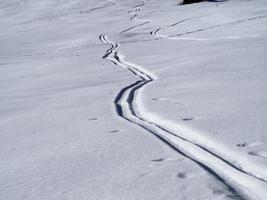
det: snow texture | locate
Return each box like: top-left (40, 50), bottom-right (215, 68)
top-left (1, 0), bottom-right (267, 199)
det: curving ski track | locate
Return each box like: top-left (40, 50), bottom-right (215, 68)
top-left (120, 0), bottom-right (151, 34)
top-left (98, 1), bottom-right (267, 200)
top-left (99, 32), bottom-right (267, 200)
top-left (150, 17), bottom-right (197, 39)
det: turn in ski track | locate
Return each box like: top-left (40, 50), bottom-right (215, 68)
top-left (115, 1), bottom-right (267, 184)
top-left (99, 33), bottom-right (267, 200)
top-left (99, 1), bottom-right (267, 200)
top-left (1, 0), bottom-right (267, 199)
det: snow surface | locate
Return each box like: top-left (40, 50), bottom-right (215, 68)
top-left (1, 0), bottom-right (267, 199)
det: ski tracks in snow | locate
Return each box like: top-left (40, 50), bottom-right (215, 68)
top-left (120, 0), bottom-right (151, 34)
top-left (80, 1), bottom-right (117, 15)
top-left (98, 1), bottom-right (267, 200)
top-left (150, 15), bottom-right (267, 41)
top-left (99, 32), bottom-right (267, 200)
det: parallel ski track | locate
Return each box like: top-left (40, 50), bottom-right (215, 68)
top-left (119, 0), bottom-right (267, 184)
top-left (98, 1), bottom-right (267, 200)
top-left (99, 32), bottom-right (267, 200)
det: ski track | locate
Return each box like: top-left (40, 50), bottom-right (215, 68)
top-left (120, 0), bottom-right (151, 34)
top-left (120, 21), bottom-right (150, 34)
top-left (150, 17), bottom-right (197, 39)
top-left (80, 1), bottom-right (117, 15)
top-left (150, 14), bottom-right (266, 40)
top-left (167, 15), bottom-right (267, 39)
top-left (23, 42), bottom-right (98, 57)
top-left (98, 1), bottom-right (267, 200)
top-left (99, 31), bottom-right (267, 200)
top-left (119, 13), bottom-right (266, 43)
top-left (118, 3), bottom-right (267, 184)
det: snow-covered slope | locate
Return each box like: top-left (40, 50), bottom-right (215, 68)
top-left (1, 0), bottom-right (267, 199)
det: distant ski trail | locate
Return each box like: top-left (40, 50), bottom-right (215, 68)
top-left (149, 14), bottom-right (266, 40)
top-left (99, 33), bottom-right (267, 200)
top-left (120, 0), bottom-right (151, 34)
top-left (167, 15), bottom-right (267, 39)
top-left (150, 17), bottom-right (196, 39)
top-left (80, 1), bottom-right (117, 14)
top-left (118, 12), bottom-right (266, 44)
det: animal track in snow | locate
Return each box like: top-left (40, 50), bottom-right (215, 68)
top-left (236, 143), bottom-right (248, 148)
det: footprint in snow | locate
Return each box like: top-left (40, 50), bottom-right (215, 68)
top-left (138, 173), bottom-right (146, 178)
top-left (151, 157), bottom-right (184, 163)
top-left (237, 142), bottom-right (262, 148)
top-left (88, 117), bottom-right (98, 121)
top-left (108, 130), bottom-right (120, 133)
top-left (177, 172), bottom-right (187, 179)
top-left (151, 158), bottom-right (165, 162)
top-left (182, 117), bottom-right (194, 121)
top-left (236, 142), bottom-right (248, 147)
top-left (108, 129), bottom-right (126, 134)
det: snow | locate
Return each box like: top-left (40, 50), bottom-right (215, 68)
top-left (1, 0), bottom-right (267, 199)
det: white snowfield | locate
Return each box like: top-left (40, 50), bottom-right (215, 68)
top-left (1, 0), bottom-right (267, 200)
